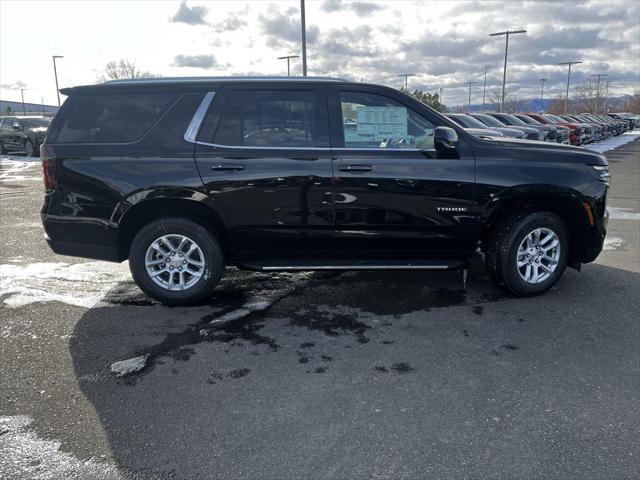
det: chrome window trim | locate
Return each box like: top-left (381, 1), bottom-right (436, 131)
top-left (184, 91), bottom-right (436, 153)
top-left (191, 139), bottom-right (434, 153)
top-left (184, 92), bottom-right (215, 143)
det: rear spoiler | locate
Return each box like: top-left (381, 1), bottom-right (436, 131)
top-left (59, 86), bottom-right (86, 96)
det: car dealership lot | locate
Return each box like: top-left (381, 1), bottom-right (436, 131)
top-left (1, 136), bottom-right (639, 479)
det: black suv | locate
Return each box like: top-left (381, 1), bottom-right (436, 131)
top-left (0, 116), bottom-right (50, 156)
top-left (41, 77), bottom-right (609, 305)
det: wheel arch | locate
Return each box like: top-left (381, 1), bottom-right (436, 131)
top-left (115, 195), bottom-right (232, 261)
top-left (480, 187), bottom-right (590, 263)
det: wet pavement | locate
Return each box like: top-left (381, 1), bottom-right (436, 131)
top-left (1, 139), bottom-right (639, 479)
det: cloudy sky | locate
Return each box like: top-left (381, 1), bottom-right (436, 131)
top-left (1, 0), bottom-right (638, 107)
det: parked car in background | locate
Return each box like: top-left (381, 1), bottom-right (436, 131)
top-left (486, 113), bottom-right (546, 141)
top-left (515, 114), bottom-right (569, 144)
top-left (546, 114), bottom-right (592, 144)
top-left (0, 115), bottom-right (50, 156)
top-left (570, 115), bottom-right (607, 141)
top-left (525, 113), bottom-right (583, 145)
top-left (446, 113), bottom-right (526, 138)
top-left (465, 113), bottom-right (530, 139)
top-left (618, 112), bottom-right (640, 128)
top-left (580, 114), bottom-right (613, 139)
top-left (563, 115), bottom-right (602, 143)
top-left (603, 114), bottom-right (629, 134)
top-left (461, 127), bottom-right (505, 139)
top-left (606, 113), bottom-right (636, 130)
top-left (598, 115), bottom-right (627, 135)
top-left (40, 76), bottom-right (610, 304)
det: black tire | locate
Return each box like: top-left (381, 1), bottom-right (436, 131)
top-left (486, 211), bottom-right (569, 296)
top-left (24, 139), bottom-right (35, 157)
top-left (129, 218), bottom-right (224, 305)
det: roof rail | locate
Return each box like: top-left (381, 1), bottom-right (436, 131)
top-left (103, 76), bottom-right (349, 85)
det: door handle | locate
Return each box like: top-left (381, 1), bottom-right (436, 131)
top-left (210, 164), bottom-right (245, 172)
top-left (338, 164), bottom-right (372, 173)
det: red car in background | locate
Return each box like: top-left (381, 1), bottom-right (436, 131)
top-left (525, 113), bottom-right (583, 145)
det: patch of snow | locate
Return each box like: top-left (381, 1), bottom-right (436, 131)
top-left (0, 260), bottom-right (131, 308)
top-left (603, 236), bottom-right (624, 251)
top-left (608, 207), bottom-right (640, 220)
top-left (583, 130), bottom-right (640, 153)
top-left (0, 415), bottom-right (123, 480)
top-left (110, 354), bottom-right (150, 377)
top-left (0, 156), bottom-right (42, 182)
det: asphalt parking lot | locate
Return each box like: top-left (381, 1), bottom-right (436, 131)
top-left (1, 137), bottom-right (639, 479)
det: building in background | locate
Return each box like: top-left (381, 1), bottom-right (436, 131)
top-left (0, 99), bottom-right (59, 116)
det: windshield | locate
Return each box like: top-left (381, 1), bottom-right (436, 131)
top-left (448, 115), bottom-right (487, 129)
top-left (20, 118), bottom-right (50, 128)
top-left (497, 114), bottom-right (529, 127)
top-left (472, 114), bottom-right (505, 128)
top-left (516, 115), bottom-right (541, 125)
top-left (545, 114), bottom-right (564, 123)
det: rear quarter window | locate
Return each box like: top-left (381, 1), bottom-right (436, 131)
top-left (55, 93), bottom-right (179, 143)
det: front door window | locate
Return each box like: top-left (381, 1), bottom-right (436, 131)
top-left (339, 92), bottom-right (435, 149)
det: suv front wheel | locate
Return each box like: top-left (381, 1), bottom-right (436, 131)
top-left (129, 218), bottom-right (224, 305)
top-left (486, 211), bottom-right (569, 296)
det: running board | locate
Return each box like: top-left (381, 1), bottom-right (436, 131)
top-left (236, 259), bottom-right (468, 271)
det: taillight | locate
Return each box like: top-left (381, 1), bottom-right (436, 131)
top-left (40, 144), bottom-right (59, 192)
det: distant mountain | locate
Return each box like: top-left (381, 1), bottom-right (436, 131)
top-left (459, 95), bottom-right (632, 113)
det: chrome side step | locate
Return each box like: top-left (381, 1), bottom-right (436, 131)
top-left (236, 259), bottom-right (468, 272)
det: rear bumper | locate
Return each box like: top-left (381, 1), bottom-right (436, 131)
top-left (44, 233), bottom-right (121, 262)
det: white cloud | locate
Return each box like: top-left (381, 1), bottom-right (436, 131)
top-left (0, 0), bottom-right (638, 106)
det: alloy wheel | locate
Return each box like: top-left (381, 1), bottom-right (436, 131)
top-left (145, 234), bottom-right (205, 291)
top-left (516, 228), bottom-right (561, 284)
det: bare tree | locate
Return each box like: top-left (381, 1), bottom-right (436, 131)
top-left (546, 94), bottom-right (566, 115)
top-left (487, 89), bottom-right (527, 113)
top-left (626, 93), bottom-right (640, 114)
top-left (573, 78), bottom-right (608, 114)
top-left (97, 58), bottom-right (158, 82)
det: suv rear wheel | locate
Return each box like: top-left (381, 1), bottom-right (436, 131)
top-left (129, 218), bottom-right (224, 305)
top-left (24, 139), bottom-right (35, 157)
top-left (486, 211), bottom-right (568, 296)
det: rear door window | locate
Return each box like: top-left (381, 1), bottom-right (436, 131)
top-left (55, 93), bottom-right (178, 143)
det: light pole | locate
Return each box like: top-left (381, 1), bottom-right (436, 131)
top-left (300, 0), bottom-right (307, 76)
top-left (489, 29), bottom-right (526, 113)
top-left (603, 79), bottom-right (610, 113)
top-left (278, 55), bottom-right (300, 76)
top-left (558, 61), bottom-right (582, 114)
top-left (591, 74), bottom-right (608, 114)
top-left (398, 73), bottom-right (416, 91)
top-left (466, 81), bottom-right (478, 113)
top-left (482, 65), bottom-right (489, 112)
top-left (539, 78), bottom-right (547, 112)
top-left (52, 55), bottom-right (64, 106)
top-left (20, 88), bottom-right (27, 115)
top-left (439, 87), bottom-right (444, 105)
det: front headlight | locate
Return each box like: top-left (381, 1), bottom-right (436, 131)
top-left (591, 165), bottom-right (610, 185)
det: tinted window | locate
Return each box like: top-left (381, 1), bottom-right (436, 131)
top-left (472, 114), bottom-right (505, 128)
top-left (340, 92), bottom-right (434, 149)
top-left (56, 93), bottom-right (178, 143)
top-left (448, 114), bottom-right (486, 129)
top-left (21, 118), bottom-right (50, 128)
top-left (211, 90), bottom-right (326, 148)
